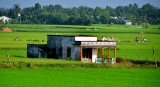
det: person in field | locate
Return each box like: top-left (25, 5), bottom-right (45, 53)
top-left (135, 37), bottom-right (140, 42)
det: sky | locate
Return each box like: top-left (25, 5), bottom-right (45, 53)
top-left (0, 0), bottom-right (160, 9)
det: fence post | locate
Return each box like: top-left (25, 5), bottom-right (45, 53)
top-left (152, 47), bottom-right (157, 68)
top-left (6, 51), bottom-right (11, 65)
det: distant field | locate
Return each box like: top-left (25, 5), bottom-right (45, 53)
top-left (0, 24), bottom-right (160, 61)
top-left (0, 68), bottom-right (160, 87)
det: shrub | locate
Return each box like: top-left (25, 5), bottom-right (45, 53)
top-left (5, 64), bottom-right (13, 68)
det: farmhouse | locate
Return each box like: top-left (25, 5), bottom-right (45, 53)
top-left (27, 35), bottom-right (117, 63)
top-left (0, 16), bottom-right (11, 24)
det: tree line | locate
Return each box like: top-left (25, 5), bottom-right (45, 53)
top-left (0, 3), bottom-right (160, 25)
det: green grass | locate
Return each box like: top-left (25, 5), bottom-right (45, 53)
top-left (0, 32), bottom-right (47, 49)
top-left (0, 68), bottom-right (160, 87)
top-left (0, 50), bottom-right (26, 58)
top-left (0, 24), bottom-right (160, 61)
top-left (0, 24), bottom-right (160, 87)
top-left (4, 24), bottom-right (160, 34)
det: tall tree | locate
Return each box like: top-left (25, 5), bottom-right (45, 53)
top-left (9, 4), bottom-right (21, 18)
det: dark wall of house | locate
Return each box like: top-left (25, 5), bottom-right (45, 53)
top-left (47, 35), bottom-right (80, 60)
top-left (27, 35), bottom-right (81, 60)
top-left (27, 44), bottom-right (47, 58)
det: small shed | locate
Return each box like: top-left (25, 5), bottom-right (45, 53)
top-left (124, 20), bottom-right (132, 25)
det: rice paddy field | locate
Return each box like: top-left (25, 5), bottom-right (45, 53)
top-left (0, 24), bottom-right (160, 61)
top-left (0, 24), bottom-right (160, 87)
top-left (0, 68), bottom-right (160, 87)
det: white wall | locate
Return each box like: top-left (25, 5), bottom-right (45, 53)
top-left (125, 22), bottom-right (132, 25)
top-left (75, 36), bottom-right (97, 41)
top-left (92, 48), bottom-right (97, 62)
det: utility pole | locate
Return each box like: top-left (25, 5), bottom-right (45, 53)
top-left (18, 13), bottom-right (21, 24)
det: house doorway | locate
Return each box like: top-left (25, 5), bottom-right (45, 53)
top-left (82, 48), bottom-right (92, 62)
top-left (67, 47), bottom-right (71, 58)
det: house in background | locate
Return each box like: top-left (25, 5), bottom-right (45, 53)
top-left (0, 16), bottom-right (11, 23)
top-left (27, 35), bottom-right (117, 63)
top-left (124, 20), bottom-right (132, 25)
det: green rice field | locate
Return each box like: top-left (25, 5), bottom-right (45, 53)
top-left (0, 24), bottom-right (160, 87)
top-left (0, 68), bottom-right (160, 87)
top-left (0, 24), bottom-right (160, 61)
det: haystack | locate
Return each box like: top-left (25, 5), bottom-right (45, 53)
top-left (2, 27), bottom-right (12, 32)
